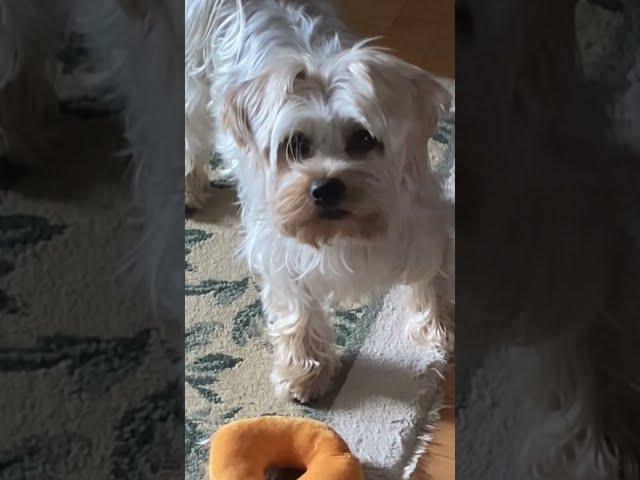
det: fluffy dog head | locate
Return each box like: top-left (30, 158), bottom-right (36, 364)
top-left (223, 44), bottom-right (451, 248)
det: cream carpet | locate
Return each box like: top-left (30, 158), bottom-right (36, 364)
top-left (0, 33), bottom-right (182, 478)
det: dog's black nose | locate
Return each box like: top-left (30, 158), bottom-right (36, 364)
top-left (310, 178), bottom-right (346, 207)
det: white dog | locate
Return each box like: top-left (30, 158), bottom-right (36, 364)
top-left (186, 0), bottom-right (455, 402)
top-left (0, 0), bottom-right (184, 325)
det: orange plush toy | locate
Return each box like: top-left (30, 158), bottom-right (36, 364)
top-left (209, 416), bottom-right (365, 480)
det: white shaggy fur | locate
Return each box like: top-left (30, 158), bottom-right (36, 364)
top-left (71, 0), bottom-right (184, 324)
top-left (186, 0), bottom-right (454, 402)
top-left (457, 0), bottom-right (640, 477)
top-left (0, 0), bottom-right (184, 325)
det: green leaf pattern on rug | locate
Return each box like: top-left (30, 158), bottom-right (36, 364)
top-left (432, 117), bottom-right (454, 145)
top-left (185, 322), bottom-right (219, 351)
top-left (220, 406), bottom-right (243, 421)
top-left (186, 353), bottom-right (243, 403)
top-left (185, 229), bottom-right (213, 256)
top-left (0, 330), bottom-right (153, 395)
top-left (110, 381), bottom-right (183, 479)
top-left (185, 418), bottom-right (210, 479)
top-left (0, 215), bottom-right (66, 316)
top-left (0, 215), bottom-right (66, 251)
top-left (185, 278), bottom-right (249, 305)
top-left (432, 117), bottom-right (455, 179)
top-left (185, 229), bottom-right (213, 272)
top-left (334, 302), bottom-right (383, 354)
top-left (231, 299), bottom-right (264, 347)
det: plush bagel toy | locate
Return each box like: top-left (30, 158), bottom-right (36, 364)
top-left (209, 416), bottom-right (364, 480)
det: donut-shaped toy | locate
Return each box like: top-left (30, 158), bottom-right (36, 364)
top-left (209, 416), bottom-right (364, 479)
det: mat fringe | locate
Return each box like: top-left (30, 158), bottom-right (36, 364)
top-left (404, 393), bottom-right (445, 479)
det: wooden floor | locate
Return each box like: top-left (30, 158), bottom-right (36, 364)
top-left (332, 2), bottom-right (455, 478)
top-left (415, 363), bottom-right (455, 479)
top-left (332, 0), bottom-right (454, 77)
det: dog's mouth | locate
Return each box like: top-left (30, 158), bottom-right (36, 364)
top-left (317, 208), bottom-right (350, 220)
top-left (278, 208), bottom-right (388, 248)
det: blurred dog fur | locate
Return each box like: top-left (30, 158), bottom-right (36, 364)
top-left (185, 0), bottom-right (454, 402)
top-left (457, 0), bottom-right (640, 477)
top-left (0, 1), bottom-right (67, 164)
top-left (0, 0), bottom-right (184, 324)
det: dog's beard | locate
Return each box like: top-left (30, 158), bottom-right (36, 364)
top-left (273, 169), bottom-right (389, 248)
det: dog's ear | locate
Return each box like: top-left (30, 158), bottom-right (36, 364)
top-left (400, 67), bottom-right (452, 191)
top-left (221, 75), bottom-right (267, 152)
top-left (352, 50), bottom-right (452, 191)
top-left (222, 70), bottom-right (293, 158)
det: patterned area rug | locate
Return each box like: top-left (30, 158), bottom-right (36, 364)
top-left (0, 35), bottom-right (182, 479)
top-left (185, 101), bottom-right (455, 478)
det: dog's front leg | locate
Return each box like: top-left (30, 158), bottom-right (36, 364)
top-left (262, 288), bottom-right (338, 403)
top-left (405, 278), bottom-right (454, 353)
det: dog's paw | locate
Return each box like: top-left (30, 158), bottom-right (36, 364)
top-left (406, 309), bottom-right (453, 353)
top-left (185, 164), bottom-right (212, 209)
top-left (185, 182), bottom-right (211, 210)
top-left (271, 355), bottom-right (338, 404)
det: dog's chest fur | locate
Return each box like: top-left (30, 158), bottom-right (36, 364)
top-left (242, 204), bottom-right (449, 303)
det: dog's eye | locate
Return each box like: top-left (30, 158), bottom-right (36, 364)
top-left (346, 129), bottom-right (379, 157)
top-left (286, 132), bottom-right (312, 160)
